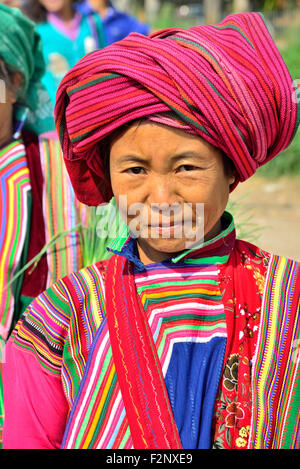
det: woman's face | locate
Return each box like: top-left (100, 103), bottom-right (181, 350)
top-left (110, 122), bottom-right (235, 265)
top-left (0, 0), bottom-right (22, 7)
top-left (38, 0), bottom-right (71, 14)
top-left (0, 89), bottom-right (13, 127)
top-left (0, 71), bottom-right (22, 146)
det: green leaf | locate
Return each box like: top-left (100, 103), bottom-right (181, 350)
top-left (225, 428), bottom-right (231, 446)
top-left (212, 437), bottom-right (225, 450)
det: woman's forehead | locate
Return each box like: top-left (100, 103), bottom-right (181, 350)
top-left (110, 122), bottom-right (220, 159)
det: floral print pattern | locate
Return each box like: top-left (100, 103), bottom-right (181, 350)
top-left (211, 240), bottom-right (270, 449)
top-left (223, 354), bottom-right (239, 391)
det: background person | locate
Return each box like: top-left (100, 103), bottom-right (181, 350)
top-left (23, 0), bottom-right (106, 114)
top-left (77, 0), bottom-right (150, 44)
top-left (0, 4), bottom-right (91, 447)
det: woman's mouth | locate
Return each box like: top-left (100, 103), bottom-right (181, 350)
top-left (148, 220), bottom-right (185, 237)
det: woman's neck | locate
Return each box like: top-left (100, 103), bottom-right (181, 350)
top-left (136, 217), bottom-right (224, 266)
top-left (56, 1), bottom-right (75, 24)
top-left (204, 218), bottom-right (222, 242)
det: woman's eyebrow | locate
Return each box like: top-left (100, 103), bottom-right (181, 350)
top-left (118, 152), bottom-right (207, 164)
top-left (118, 155), bottom-right (148, 164)
top-left (169, 152), bottom-right (207, 162)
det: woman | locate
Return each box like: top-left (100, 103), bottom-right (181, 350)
top-left (3, 12), bottom-right (300, 449)
top-left (23, 0), bottom-right (106, 112)
top-left (0, 4), bottom-right (90, 446)
top-left (77, 0), bottom-right (150, 45)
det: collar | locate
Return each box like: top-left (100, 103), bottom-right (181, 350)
top-left (106, 211), bottom-right (236, 272)
top-left (46, 11), bottom-right (82, 40)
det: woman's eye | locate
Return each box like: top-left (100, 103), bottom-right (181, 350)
top-left (126, 167), bottom-right (145, 175)
top-left (177, 164), bottom-right (199, 172)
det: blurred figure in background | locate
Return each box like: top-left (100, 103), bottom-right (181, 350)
top-left (23, 0), bottom-right (106, 114)
top-left (0, 4), bottom-right (90, 446)
top-left (0, 0), bottom-right (22, 7)
top-left (78, 0), bottom-right (150, 44)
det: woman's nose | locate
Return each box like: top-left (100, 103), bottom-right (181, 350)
top-left (146, 175), bottom-right (177, 206)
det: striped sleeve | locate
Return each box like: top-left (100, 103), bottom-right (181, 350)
top-left (3, 280), bottom-right (71, 448)
top-left (11, 279), bottom-right (70, 375)
top-left (3, 262), bottom-right (108, 448)
top-left (249, 255), bottom-right (300, 448)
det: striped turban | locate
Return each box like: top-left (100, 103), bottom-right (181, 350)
top-left (55, 12), bottom-right (300, 206)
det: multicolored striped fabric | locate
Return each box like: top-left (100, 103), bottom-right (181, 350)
top-left (0, 136), bottom-right (92, 448)
top-left (135, 262), bottom-right (227, 376)
top-left (0, 134), bottom-right (97, 345)
top-left (61, 232), bottom-right (233, 449)
top-left (0, 361), bottom-right (3, 448)
top-left (12, 280), bottom-right (69, 376)
top-left (60, 218), bottom-right (236, 449)
top-left (3, 217), bottom-right (300, 449)
top-left (132, 256), bottom-right (228, 448)
top-left (54, 12), bottom-right (300, 205)
top-left (12, 262), bottom-right (104, 398)
top-left (38, 137), bottom-right (89, 286)
top-left (105, 254), bottom-right (182, 449)
top-left (0, 140), bottom-right (31, 341)
top-left (249, 255), bottom-right (300, 449)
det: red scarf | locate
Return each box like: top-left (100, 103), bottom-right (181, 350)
top-left (106, 254), bottom-right (182, 449)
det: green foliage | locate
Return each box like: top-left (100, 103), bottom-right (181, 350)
top-left (151, 2), bottom-right (175, 29)
top-left (259, 21), bottom-right (300, 178)
top-left (6, 198), bottom-right (128, 287)
top-left (79, 198), bottom-right (128, 265)
top-left (227, 195), bottom-right (266, 243)
top-left (262, 0), bottom-right (283, 12)
top-left (6, 223), bottom-right (82, 289)
top-left (257, 131), bottom-right (300, 179)
top-left (150, 2), bottom-right (201, 30)
top-left (280, 35), bottom-right (300, 78)
top-left (261, 0), bottom-right (298, 11)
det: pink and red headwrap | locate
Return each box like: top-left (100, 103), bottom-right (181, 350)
top-left (55, 12), bottom-right (299, 206)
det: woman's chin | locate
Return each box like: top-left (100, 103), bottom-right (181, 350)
top-left (132, 222), bottom-right (206, 263)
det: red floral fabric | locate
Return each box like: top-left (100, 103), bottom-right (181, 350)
top-left (212, 239), bottom-right (270, 449)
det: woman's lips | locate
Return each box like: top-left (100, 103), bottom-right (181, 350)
top-left (148, 221), bottom-right (185, 235)
top-left (142, 218), bottom-right (194, 229)
top-left (150, 222), bottom-right (182, 228)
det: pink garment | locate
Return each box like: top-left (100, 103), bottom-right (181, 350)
top-left (2, 340), bottom-right (69, 449)
top-left (47, 11), bottom-right (81, 41)
top-left (40, 130), bottom-right (59, 140)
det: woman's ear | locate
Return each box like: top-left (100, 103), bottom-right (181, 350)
top-left (229, 169), bottom-right (239, 193)
top-left (229, 169), bottom-right (237, 187)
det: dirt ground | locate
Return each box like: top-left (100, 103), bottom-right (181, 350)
top-left (229, 174), bottom-right (300, 261)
